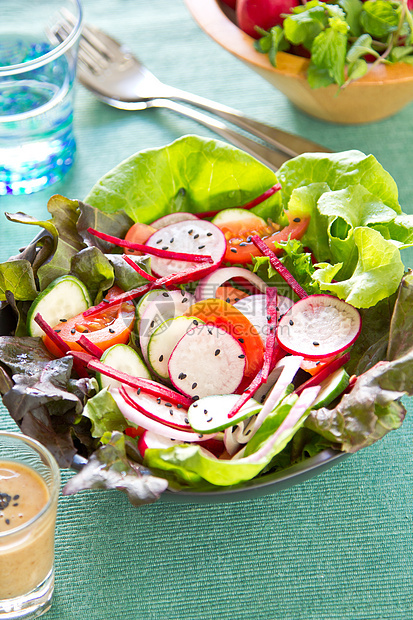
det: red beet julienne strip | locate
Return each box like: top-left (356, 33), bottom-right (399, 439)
top-left (87, 227), bottom-right (213, 264)
top-left (122, 254), bottom-right (157, 282)
top-left (77, 335), bottom-right (103, 359)
top-left (33, 313), bottom-right (89, 378)
top-left (294, 351), bottom-right (351, 396)
top-left (262, 287), bottom-right (278, 382)
top-left (83, 262), bottom-right (220, 317)
top-left (87, 358), bottom-right (192, 407)
top-left (197, 183), bottom-right (282, 219)
top-left (251, 235), bottom-right (308, 300)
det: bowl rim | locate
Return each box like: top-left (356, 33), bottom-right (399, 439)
top-left (185, 0), bottom-right (413, 86)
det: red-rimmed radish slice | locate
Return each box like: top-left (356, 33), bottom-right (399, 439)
top-left (120, 385), bottom-right (191, 431)
top-left (150, 213), bottom-right (200, 229)
top-left (195, 266), bottom-right (267, 302)
top-left (277, 295), bottom-right (294, 320)
top-left (168, 324), bottom-right (246, 399)
top-left (146, 220), bottom-right (226, 277)
top-left (277, 295), bottom-right (361, 360)
top-left (87, 358), bottom-right (191, 406)
top-left (138, 430), bottom-right (219, 459)
top-left (138, 290), bottom-right (195, 363)
top-left (111, 387), bottom-right (213, 441)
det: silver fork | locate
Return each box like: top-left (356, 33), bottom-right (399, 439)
top-left (47, 13), bottom-right (331, 170)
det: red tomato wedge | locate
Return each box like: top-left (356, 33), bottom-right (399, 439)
top-left (124, 222), bottom-right (156, 255)
top-left (218, 213), bottom-right (310, 264)
top-left (43, 288), bottom-right (135, 357)
top-left (185, 298), bottom-right (264, 384)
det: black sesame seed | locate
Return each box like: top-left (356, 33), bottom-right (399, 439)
top-left (162, 292), bottom-right (169, 297)
top-left (207, 328), bottom-right (213, 335)
top-left (71, 328), bottom-right (76, 334)
top-left (157, 397), bottom-right (161, 404)
top-left (193, 395), bottom-right (199, 401)
top-left (276, 307), bottom-right (279, 312)
top-left (313, 341), bottom-right (320, 346)
top-left (198, 245), bottom-right (205, 250)
top-left (267, 315), bottom-right (272, 322)
top-left (150, 320), bottom-right (155, 328)
top-left (234, 298), bottom-right (240, 303)
top-left (194, 234), bottom-right (199, 239)
top-left (192, 382), bottom-right (197, 389)
top-left (156, 239), bottom-right (163, 244)
top-left (293, 217), bottom-right (301, 223)
top-left (204, 409), bottom-right (208, 415)
top-left (215, 349), bottom-right (220, 356)
top-left (230, 248), bottom-right (237, 253)
top-left (206, 417), bottom-right (213, 422)
top-left (188, 229), bottom-right (193, 234)
top-left (245, 429), bottom-right (251, 436)
top-left (13, 495), bottom-right (19, 500)
top-left (193, 403), bottom-right (198, 407)
top-left (83, 329), bottom-right (89, 333)
top-left (226, 297), bottom-right (231, 303)
top-left (206, 232), bottom-right (212, 236)
top-left (5, 519), bottom-right (10, 525)
top-left (198, 434), bottom-right (203, 438)
top-left (193, 320), bottom-right (198, 325)
top-left (137, 388), bottom-right (141, 395)
top-left (55, 329), bottom-right (61, 333)
top-left (178, 373), bottom-right (187, 380)
top-left (182, 297), bottom-right (188, 303)
top-left (165, 402), bottom-right (172, 407)
top-left (170, 238), bottom-right (174, 243)
top-left (184, 418), bottom-right (189, 424)
top-left (177, 403), bottom-right (183, 409)
top-left (247, 236), bottom-right (252, 242)
top-left (316, 361), bottom-right (321, 366)
top-left (238, 354), bottom-right (245, 359)
top-left (60, 318), bottom-right (67, 322)
top-left (159, 355), bottom-right (164, 362)
top-left (13, 503), bottom-right (18, 507)
top-left (162, 246), bottom-right (169, 251)
top-left (109, 328), bottom-right (115, 334)
top-left (239, 242), bottom-right (247, 247)
top-left (238, 338), bottom-right (244, 343)
top-left (103, 298), bottom-right (110, 303)
top-left (169, 410), bottom-right (174, 416)
top-left (289, 319), bottom-right (294, 326)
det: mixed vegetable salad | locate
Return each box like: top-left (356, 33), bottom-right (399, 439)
top-left (1, 135), bottom-right (413, 506)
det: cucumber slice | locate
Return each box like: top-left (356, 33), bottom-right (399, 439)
top-left (135, 289), bottom-right (165, 322)
top-left (311, 368), bottom-right (350, 409)
top-left (147, 316), bottom-right (204, 380)
top-left (27, 275), bottom-right (91, 337)
top-left (211, 208), bottom-right (266, 227)
top-left (97, 344), bottom-right (151, 389)
top-left (187, 394), bottom-right (262, 433)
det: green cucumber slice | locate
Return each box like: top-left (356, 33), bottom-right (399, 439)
top-left (187, 394), bottom-right (262, 433)
top-left (147, 316), bottom-right (204, 380)
top-left (135, 289), bottom-right (165, 322)
top-left (97, 344), bottom-right (151, 389)
top-left (211, 208), bottom-right (266, 227)
top-left (312, 368), bottom-right (350, 409)
top-left (27, 275), bottom-right (92, 337)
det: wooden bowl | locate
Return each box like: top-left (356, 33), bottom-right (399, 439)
top-left (185, 0), bottom-right (413, 124)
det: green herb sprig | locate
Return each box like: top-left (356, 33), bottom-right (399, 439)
top-left (255, 0), bottom-right (413, 89)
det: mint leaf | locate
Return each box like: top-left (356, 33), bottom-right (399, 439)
top-left (311, 26), bottom-right (348, 86)
top-left (338, 0), bottom-right (363, 36)
top-left (283, 4), bottom-right (327, 48)
top-left (360, 0), bottom-right (400, 39)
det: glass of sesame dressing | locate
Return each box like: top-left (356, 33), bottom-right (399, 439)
top-left (0, 432), bottom-right (60, 619)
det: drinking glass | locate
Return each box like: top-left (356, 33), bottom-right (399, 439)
top-left (0, 432), bottom-right (61, 619)
top-left (0, 0), bottom-right (83, 196)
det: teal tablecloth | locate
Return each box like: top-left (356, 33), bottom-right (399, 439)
top-left (1, 1), bottom-right (413, 618)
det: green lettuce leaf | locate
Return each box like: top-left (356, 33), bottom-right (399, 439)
top-left (82, 388), bottom-right (129, 438)
top-left (84, 135), bottom-right (282, 224)
top-left (70, 247), bottom-right (115, 305)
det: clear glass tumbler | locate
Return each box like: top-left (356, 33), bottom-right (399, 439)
top-left (0, 0), bottom-right (83, 196)
top-left (0, 432), bottom-right (61, 619)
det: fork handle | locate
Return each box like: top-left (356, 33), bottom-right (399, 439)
top-left (162, 85), bottom-right (332, 158)
top-left (150, 99), bottom-right (291, 170)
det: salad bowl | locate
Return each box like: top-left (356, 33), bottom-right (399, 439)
top-left (185, 0), bottom-right (413, 124)
top-left (1, 135), bottom-right (413, 507)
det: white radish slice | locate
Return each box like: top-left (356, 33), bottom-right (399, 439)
top-left (223, 415), bottom-right (258, 455)
top-left (120, 385), bottom-right (191, 431)
top-left (168, 324), bottom-right (246, 399)
top-left (145, 220), bottom-right (226, 277)
top-left (234, 294), bottom-right (268, 343)
top-left (277, 294), bottom-right (362, 360)
top-left (195, 266), bottom-right (267, 302)
top-left (138, 431), bottom-right (200, 458)
top-left (139, 290), bottom-right (195, 363)
top-left (147, 316), bottom-right (204, 380)
top-left (277, 294), bottom-right (294, 320)
top-left (111, 387), bottom-right (213, 441)
top-left (187, 394), bottom-right (261, 433)
top-left (150, 213), bottom-right (199, 229)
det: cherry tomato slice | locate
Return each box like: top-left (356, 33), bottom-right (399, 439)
top-left (124, 223), bottom-right (156, 255)
top-left (218, 214), bottom-right (310, 265)
top-left (43, 296), bottom-right (135, 358)
top-left (186, 298), bottom-right (264, 384)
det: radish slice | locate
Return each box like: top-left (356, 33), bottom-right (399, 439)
top-left (150, 213), bottom-right (199, 229)
top-left (187, 394), bottom-right (261, 433)
top-left (168, 324), bottom-right (246, 399)
top-left (277, 295), bottom-right (361, 360)
top-left (139, 290), bottom-right (195, 363)
top-left (120, 385), bottom-right (191, 431)
top-left (146, 220), bottom-right (226, 277)
top-left (195, 267), bottom-right (267, 302)
top-left (111, 388), bottom-right (213, 441)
